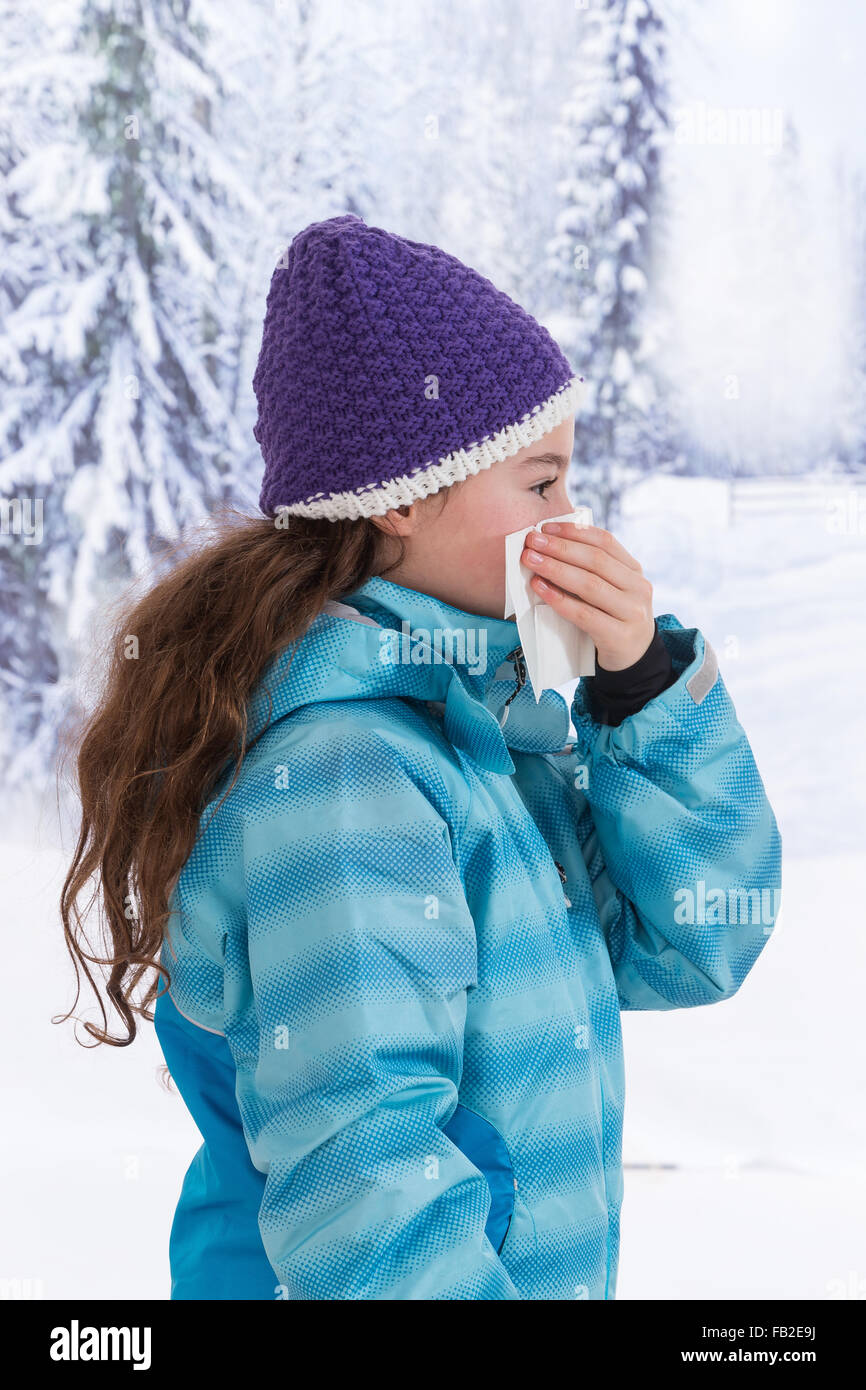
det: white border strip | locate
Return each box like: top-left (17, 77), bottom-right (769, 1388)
top-left (320, 599), bottom-right (381, 628)
top-left (272, 373), bottom-right (587, 522)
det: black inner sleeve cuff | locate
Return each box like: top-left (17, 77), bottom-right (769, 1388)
top-left (582, 619), bottom-right (678, 726)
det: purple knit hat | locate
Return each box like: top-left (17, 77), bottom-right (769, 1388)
top-left (253, 214), bottom-right (585, 521)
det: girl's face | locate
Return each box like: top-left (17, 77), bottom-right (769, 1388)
top-left (372, 415), bottom-right (577, 620)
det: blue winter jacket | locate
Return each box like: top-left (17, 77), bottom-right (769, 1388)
top-left (153, 573), bottom-right (782, 1300)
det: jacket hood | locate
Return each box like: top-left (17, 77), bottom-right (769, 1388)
top-left (247, 575), bottom-right (574, 775)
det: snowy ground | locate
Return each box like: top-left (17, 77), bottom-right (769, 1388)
top-left (2, 477), bottom-right (864, 1300)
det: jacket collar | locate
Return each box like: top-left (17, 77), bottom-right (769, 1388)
top-left (343, 575), bottom-right (524, 701)
top-left (247, 575), bottom-right (573, 775)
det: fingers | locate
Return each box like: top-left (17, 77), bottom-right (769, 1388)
top-left (522, 543), bottom-right (638, 621)
top-left (529, 574), bottom-right (626, 648)
top-left (536, 522), bottom-right (644, 578)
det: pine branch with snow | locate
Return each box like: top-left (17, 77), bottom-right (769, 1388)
top-left (545, 0), bottom-right (677, 524)
top-left (0, 0), bottom-right (259, 784)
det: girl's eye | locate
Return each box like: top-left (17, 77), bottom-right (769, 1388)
top-left (531, 477), bottom-right (556, 498)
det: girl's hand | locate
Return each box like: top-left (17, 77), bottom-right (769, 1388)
top-left (521, 521), bottom-right (655, 671)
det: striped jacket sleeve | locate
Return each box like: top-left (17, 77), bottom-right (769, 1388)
top-left (227, 718), bottom-right (522, 1300)
top-left (570, 614), bottom-right (782, 1011)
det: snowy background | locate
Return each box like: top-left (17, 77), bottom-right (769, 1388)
top-left (2, 0), bottom-right (865, 1299)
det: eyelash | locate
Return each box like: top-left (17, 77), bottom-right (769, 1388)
top-left (532, 477), bottom-right (556, 497)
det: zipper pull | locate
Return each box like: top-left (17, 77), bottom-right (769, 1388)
top-left (502, 644), bottom-right (526, 711)
top-left (554, 859), bottom-right (571, 908)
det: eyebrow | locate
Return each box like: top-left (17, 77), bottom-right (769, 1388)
top-left (516, 452), bottom-right (569, 471)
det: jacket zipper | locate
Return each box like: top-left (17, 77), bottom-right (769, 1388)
top-left (498, 644), bottom-right (526, 730)
top-left (502, 644), bottom-right (527, 709)
top-left (553, 859), bottom-right (571, 908)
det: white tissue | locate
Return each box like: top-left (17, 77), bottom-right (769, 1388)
top-left (504, 507), bottom-right (597, 701)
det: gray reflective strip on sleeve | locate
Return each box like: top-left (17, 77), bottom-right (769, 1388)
top-left (685, 637), bottom-right (719, 704)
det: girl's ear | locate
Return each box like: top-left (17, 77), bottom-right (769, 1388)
top-left (371, 504), bottom-right (416, 536)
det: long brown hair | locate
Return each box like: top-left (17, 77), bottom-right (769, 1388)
top-left (57, 502), bottom-right (417, 1049)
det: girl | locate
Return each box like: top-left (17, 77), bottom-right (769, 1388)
top-left (60, 214), bottom-right (782, 1300)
